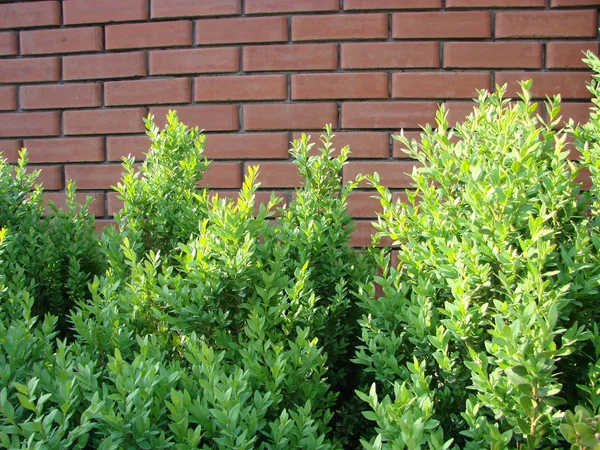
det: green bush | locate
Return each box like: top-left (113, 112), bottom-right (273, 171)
top-left (0, 114), bottom-right (374, 448)
top-left (355, 51), bottom-right (600, 449)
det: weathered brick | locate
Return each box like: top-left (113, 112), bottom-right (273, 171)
top-left (0, 32), bottom-right (17, 56)
top-left (197, 17), bottom-right (287, 44)
top-left (105, 78), bottom-right (191, 106)
top-left (194, 75), bottom-right (287, 102)
top-left (0, 57), bottom-right (60, 83)
top-left (495, 72), bottom-right (592, 99)
top-left (292, 73), bottom-right (389, 99)
top-left (20, 27), bottom-right (103, 55)
top-left (546, 41), bottom-right (599, 69)
top-left (444, 42), bottom-right (543, 68)
top-left (199, 162), bottom-right (242, 188)
top-left (244, 103), bottom-right (338, 130)
top-left (63, 52), bottom-right (147, 80)
top-left (106, 21), bottom-right (192, 50)
top-left (150, 105), bottom-right (240, 131)
top-left (344, 0), bottom-right (441, 9)
top-left (244, 44), bottom-right (337, 71)
top-left (342, 102), bottom-right (437, 129)
top-left (0, 87), bottom-right (17, 111)
top-left (23, 137), bottom-right (105, 163)
top-left (0, 1), bottom-right (60, 29)
top-left (291, 131), bottom-right (390, 158)
top-left (0, 112), bottom-right (60, 138)
top-left (151, 0), bottom-right (240, 19)
top-left (64, 0), bottom-right (147, 24)
top-left (496, 10), bottom-right (597, 38)
top-left (106, 135), bottom-right (149, 161)
top-left (292, 14), bottom-right (388, 41)
top-left (392, 72), bottom-right (491, 98)
top-left (203, 133), bottom-right (290, 159)
top-left (64, 108), bottom-right (147, 135)
top-left (246, 0), bottom-right (339, 14)
top-left (64, 164), bottom-right (124, 189)
top-left (150, 47), bottom-right (239, 75)
top-left (393, 12), bottom-right (491, 39)
top-left (21, 83), bottom-right (102, 110)
top-left (342, 42), bottom-right (439, 69)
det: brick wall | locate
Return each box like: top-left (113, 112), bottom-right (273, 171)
top-left (0, 0), bottom-right (599, 244)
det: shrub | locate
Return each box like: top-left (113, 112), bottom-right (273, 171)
top-left (0, 151), bottom-right (104, 334)
top-left (0, 115), bottom-right (374, 448)
top-left (355, 52), bottom-right (600, 449)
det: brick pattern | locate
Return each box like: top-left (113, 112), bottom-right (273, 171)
top-left (0, 0), bottom-right (598, 245)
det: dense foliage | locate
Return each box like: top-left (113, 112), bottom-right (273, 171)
top-left (2, 53), bottom-right (600, 449)
top-left (355, 51), bottom-right (600, 449)
top-left (0, 114), bottom-right (373, 448)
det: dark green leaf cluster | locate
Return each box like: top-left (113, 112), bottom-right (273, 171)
top-left (355, 51), bottom-right (600, 449)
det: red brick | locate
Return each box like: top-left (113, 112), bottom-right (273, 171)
top-left (64, 0), bottom-right (147, 24)
top-left (444, 42), bottom-right (542, 69)
top-left (210, 190), bottom-right (288, 217)
top-left (443, 101), bottom-right (477, 126)
top-left (63, 52), bottom-right (147, 81)
top-left (0, 1), bottom-right (60, 29)
top-left (0, 32), bottom-right (17, 56)
top-left (107, 135), bottom-right (149, 161)
top-left (546, 41), bottom-right (599, 69)
top-left (347, 191), bottom-right (383, 218)
top-left (344, 0), bottom-right (441, 9)
top-left (0, 140), bottom-right (21, 163)
top-left (496, 10), bottom-right (597, 38)
top-left (0, 112), bottom-right (60, 138)
top-left (292, 73), bottom-right (388, 100)
top-left (26, 166), bottom-right (62, 190)
top-left (20, 27), bottom-right (103, 55)
top-left (392, 72), bottom-right (491, 99)
top-left (150, 47), bottom-right (239, 75)
top-left (551, 0), bottom-right (600, 5)
top-left (351, 221), bottom-right (393, 247)
top-left (561, 103), bottom-right (593, 126)
top-left (21, 83), bottom-right (102, 110)
top-left (244, 44), bottom-right (337, 71)
top-left (393, 12), bottom-right (490, 39)
top-left (0, 57), bottom-right (60, 83)
top-left (149, 105), bottom-right (239, 131)
top-left (342, 102), bottom-right (437, 129)
top-left (196, 17), bottom-right (287, 44)
top-left (342, 42), bottom-right (439, 69)
top-left (199, 162), bottom-right (242, 188)
top-left (106, 192), bottom-right (123, 216)
top-left (44, 192), bottom-right (105, 217)
top-left (344, 161), bottom-right (419, 188)
top-left (291, 131), bottom-right (390, 158)
top-left (151, 0), bottom-right (241, 19)
top-left (447, 0), bottom-right (545, 6)
top-left (195, 75), bottom-right (287, 102)
top-left (244, 103), bottom-right (338, 130)
top-left (64, 165), bottom-right (124, 190)
top-left (94, 219), bottom-right (117, 233)
top-left (243, 161), bottom-right (301, 187)
top-left (203, 133), bottom-right (290, 159)
top-left (105, 78), bottom-right (191, 106)
top-left (495, 72), bottom-right (592, 99)
top-left (106, 21), bottom-right (192, 50)
top-left (64, 108), bottom-right (147, 135)
top-left (292, 14), bottom-right (388, 41)
top-left (246, 0), bottom-right (339, 14)
top-left (0, 87), bottom-right (16, 111)
top-left (22, 137), bottom-right (105, 163)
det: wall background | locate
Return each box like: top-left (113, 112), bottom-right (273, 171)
top-left (0, 0), bottom-right (599, 244)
